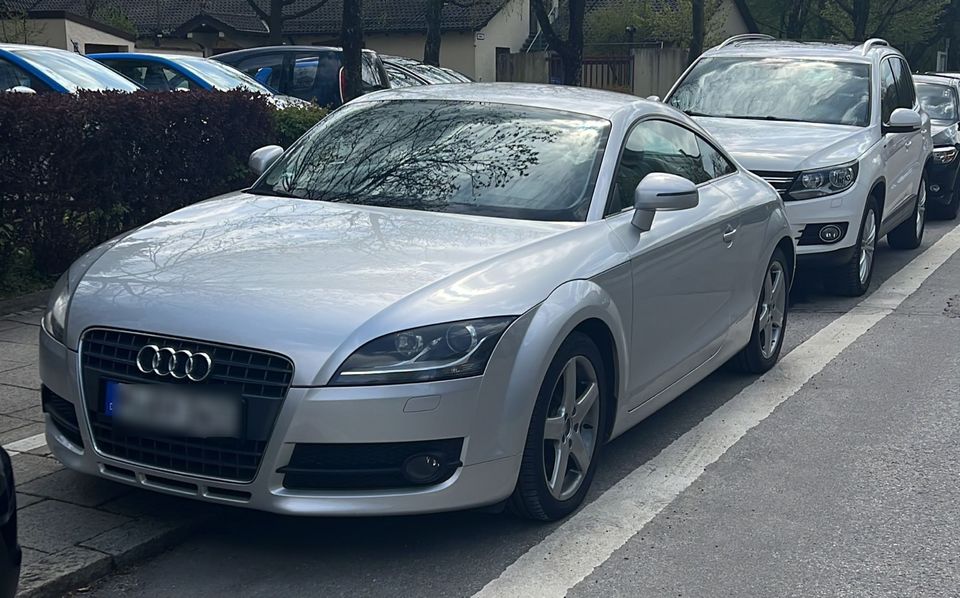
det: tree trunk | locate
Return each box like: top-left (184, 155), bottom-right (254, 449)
top-left (852, 0), bottom-right (869, 40)
top-left (784, 0), bottom-right (806, 38)
top-left (268, 0), bottom-right (284, 44)
top-left (564, 0), bottom-right (585, 85)
top-left (341, 0), bottom-right (364, 101)
top-left (424, 0), bottom-right (442, 66)
top-left (688, 0), bottom-right (705, 65)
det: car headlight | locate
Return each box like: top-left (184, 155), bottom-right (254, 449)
top-left (933, 146), bottom-right (958, 164)
top-left (331, 317), bottom-right (515, 386)
top-left (788, 162), bottom-right (859, 200)
top-left (41, 271), bottom-right (71, 344)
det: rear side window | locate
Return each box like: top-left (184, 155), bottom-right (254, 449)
top-left (291, 52), bottom-right (342, 106)
top-left (0, 58), bottom-right (53, 93)
top-left (232, 54), bottom-right (285, 90)
top-left (880, 60), bottom-right (898, 123)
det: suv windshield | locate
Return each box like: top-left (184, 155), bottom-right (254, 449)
top-left (670, 57), bottom-right (871, 127)
top-left (251, 100), bottom-right (609, 222)
top-left (175, 56), bottom-right (272, 93)
top-left (916, 82), bottom-right (958, 121)
top-left (13, 49), bottom-right (140, 92)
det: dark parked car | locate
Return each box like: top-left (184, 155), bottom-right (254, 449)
top-left (213, 46), bottom-right (389, 107)
top-left (0, 448), bottom-right (19, 598)
top-left (919, 73), bottom-right (960, 219)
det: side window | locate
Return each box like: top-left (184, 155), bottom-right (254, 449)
top-left (891, 58), bottom-right (916, 109)
top-left (608, 120), bottom-right (712, 214)
top-left (361, 54), bottom-right (389, 92)
top-left (0, 58), bottom-right (52, 93)
top-left (162, 67), bottom-right (192, 90)
top-left (880, 60), bottom-right (898, 123)
top-left (292, 51), bottom-right (342, 107)
top-left (697, 138), bottom-right (736, 180)
top-left (234, 54), bottom-right (285, 90)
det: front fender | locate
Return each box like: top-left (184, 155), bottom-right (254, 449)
top-left (465, 278), bottom-right (630, 465)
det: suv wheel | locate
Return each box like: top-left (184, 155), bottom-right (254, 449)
top-left (827, 197), bottom-right (878, 297)
top-left (888, 176), bottom-right (926, 250)
top-left (509, 332), bottom-right (607, 521)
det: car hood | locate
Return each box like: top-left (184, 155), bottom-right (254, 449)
top-left (931, 120), bottom-right (959, 145)
top-left (693, 117), bottom-right (878, 172)
top-left (66, 193), bottom-right (614, 385)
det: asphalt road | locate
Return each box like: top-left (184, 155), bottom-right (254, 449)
top-left (79, 218), bottom-right (960, 598)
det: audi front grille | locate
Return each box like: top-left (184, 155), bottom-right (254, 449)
top-left (80, 328), bottom-right (294, 482)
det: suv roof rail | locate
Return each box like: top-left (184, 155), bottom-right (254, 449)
top-left (717, 34), bottom-right (776, 49)
top-left (860, 38), bottom-right (890, 55)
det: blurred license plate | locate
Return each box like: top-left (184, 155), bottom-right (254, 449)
top-left (104, 381), bottom-right (241, 438)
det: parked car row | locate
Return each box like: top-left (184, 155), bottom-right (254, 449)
top-left (0, 43), bottom-right (474, 108)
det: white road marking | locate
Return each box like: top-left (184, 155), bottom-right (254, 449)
top-left (475, 224), bottom-right (960, 598)
top-left (3, 432), bottom-right (47, 455)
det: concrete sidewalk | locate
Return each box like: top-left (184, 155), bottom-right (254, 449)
top-left (1, 308), bottom-right (210, 597)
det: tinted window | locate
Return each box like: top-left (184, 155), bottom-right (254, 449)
top-left (890, 58), bottom-right (916, 109)
top-left (11, 49), bottom-right (139, 92)
top-left (0, 58), bottom-right (52, 92)
top-left (609, 120), bottom-right (716, 214)
top-left (102, 61), bottom-right (193, 91)
top-left (880, 60), bottom-right (898, 123)
top-left (252, 100), bottom-right (610, 222)
top-left (916, 82), bottom-right (958, 121)
top-left (669, 57), bottom-right (871, 126)
top-left (290, 52), bottom-right (342, 106)
top-left (232, 54), bottom-right (285, 90)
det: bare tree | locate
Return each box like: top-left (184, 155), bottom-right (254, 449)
top-left (245, 0), bottom-right (333, 44)
top-left (341, 0), bottom-right (363, 101)
top-left (688, 0), bottom-right (704, 64)
top-left (424, 0), bottom-right (482, 66)
top-left (531, 0), bottom-right (586, 85)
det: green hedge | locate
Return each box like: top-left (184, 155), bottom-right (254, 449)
top-left (0, 91), bottom-right (326, 291)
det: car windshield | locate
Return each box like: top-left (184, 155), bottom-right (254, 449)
top-left (251, 100), bottom-right (609, 222)
top-left (174, 56), bottom-right (272, 93)
top-left (917, 82), bottom-right (958, 121)
top-left (669, 57), bottom-right (871, 126)
top-left (13, 49), bottom-right (140, 92)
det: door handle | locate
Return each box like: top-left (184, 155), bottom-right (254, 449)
top-left (722, 225), bottom-right (738, 244)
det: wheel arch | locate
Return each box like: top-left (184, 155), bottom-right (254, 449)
top-left (870, 177), bottom-right (887, 216)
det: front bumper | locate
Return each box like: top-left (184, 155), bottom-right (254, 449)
top-left (39, 328), bottom-right (523, 516)
top-left (782, 183), bottom-right (866, 257)
top-left (926, 152), bottom-right (960, 206)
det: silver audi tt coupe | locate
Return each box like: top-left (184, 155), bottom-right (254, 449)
top-left (39, 84), bottom-right (794, 520)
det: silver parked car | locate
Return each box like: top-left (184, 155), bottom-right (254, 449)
top-left (39, 84), bottom-right (794, 521)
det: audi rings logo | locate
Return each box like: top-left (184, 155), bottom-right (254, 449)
top-left (135, 345), bottom-right (213, 382)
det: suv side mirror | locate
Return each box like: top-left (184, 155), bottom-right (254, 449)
top-left (631, 173), bottom-right (700, 232)
top-left (249, 145), bottom-right (284, 176)
top-left (7, 86), bottom-right (36, 94)
top-left (884, 108), bottom-right (922, 134)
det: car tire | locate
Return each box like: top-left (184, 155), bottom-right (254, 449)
top-left (932, 187), bottom-right (959, 220)
top-left (888, 175), bottom-right (926, 250)
top-left (826, 197), bottom-right (879, 297)
top-left (731, 248), bottom-right (789, 374)
top-left (509, 332), bottom-right (608, 521)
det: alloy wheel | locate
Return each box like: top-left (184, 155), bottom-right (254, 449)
top-left (542, 356), bottom-right (601, 501)
top-left (859, 208), bottom-right (877, 286)
top-left (757, 260), bottom-right (787, 360)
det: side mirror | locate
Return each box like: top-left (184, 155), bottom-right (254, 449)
top-left (884, 108), bottom-right (922, 134)
top-left (631, 173), bottom-right (700, 232)
top-left (7, 86), bottom-right (36, 94)
top-left (646, 95), bottom-right (661, 102)
top-left (248, 145), bottom-right (284, 176)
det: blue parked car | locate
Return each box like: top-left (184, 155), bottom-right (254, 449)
top-left (0, 43), bottom-right (141, 94)
top-left (89, 52), bottom-right (307, 107)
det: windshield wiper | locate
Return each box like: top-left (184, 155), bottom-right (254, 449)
top-left (682, 109), bottom-right (715, 117)
top-left (246, 186), bottom-right (302, 199)
top-left (717, 114), bottom-right (807, 123)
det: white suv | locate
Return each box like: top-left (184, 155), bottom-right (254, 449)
top-left (665, 35), bottom-right (932, 295)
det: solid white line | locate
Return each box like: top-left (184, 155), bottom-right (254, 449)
top-left (474, 224), bottom-right (960, 598)
top-left (3, 432), bottom-right (47, 455)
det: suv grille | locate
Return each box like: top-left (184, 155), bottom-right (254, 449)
top-left (753, 171), bottom-right (797, 199)
top-left (80, 329), bottom-right (294, 482)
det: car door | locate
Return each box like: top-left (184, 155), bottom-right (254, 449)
top-left (879, 58), bottom-right (914, 221)
top-left (605, 118), bottom-right (743, 409)
top-left (890, 58), bottom-right (925, 207)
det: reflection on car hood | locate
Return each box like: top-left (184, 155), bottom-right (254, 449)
top-left (693, 116), bottom-right (878, 172)
top-left (66, 193), bottom-right (613, 384)
top-left (931, 120), bottom-right (959, 145)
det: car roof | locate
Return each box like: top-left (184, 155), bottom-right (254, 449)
top-left (357, 83), bottom-right (647, 119)
top-left (702, 38), bottom-right (899, 64)
top-left (915, 74), bottom-right (960, 86)
top-left (0, 43), bottom-right (72, 53)
top-left (215, 46), bottom-right (377, 58)
top-left (90, 52), bottom-right (206, 61)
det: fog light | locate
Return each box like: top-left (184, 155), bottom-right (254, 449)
top-left (402, 453), bottom-right (444, 484)
top-left (931, 184), bottom-right (941, 193)
top-left (819, 224), bottom-right (843, 243)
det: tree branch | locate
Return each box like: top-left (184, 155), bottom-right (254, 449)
top-left (530, 0), bottom-right (566, 54)
top-left (244, 0), bottom-right (269, 22)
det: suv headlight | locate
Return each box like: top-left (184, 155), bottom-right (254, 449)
top-left (42, 271), bottom-right (71, 344)
top-left (933, 146), bottom-right (958, 164)
top-left (788, 162), bottom-right (859, 200)
top-left (331, 317), bottom-right (515, 386)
